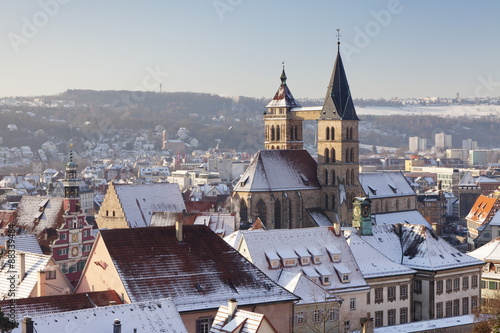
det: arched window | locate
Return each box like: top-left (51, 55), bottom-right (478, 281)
top-left (324, 148), bottom-right (330, 163)
top-left (346, 149), bottom-right (350, 163)
top-left (351, 148), bottom-right (355, 163)
top-left (331, 194), bottom-right (336, 210)
top-left (271, 145), bottom-right (275, 149)
top-left (351, 169), bottom-right (355, 185)
top-left (331, 148), bottom-right (336, 163)
top-left (331, 127), bottom-right (335, 140)
top-left (290, 125), bottom-right (295, 141)
top-left (326, 127), bottom-right (330, 141)
top-left (274, 199), bottom-right (282, 229)
top-left (346, 169), bottom-right (350, 185)
top-left (396, 200), bottom-right (399, 211)
top-left (256, 199), bottom-right (267, 226)
top-left (276, 125), bottom-right (280, 141)
top-left (324, 194), bottom-right (329, 210)
top-left (240, 200), bottom-right (248, 222)
top-left (407, 198), bottom-right (411, 209)
top-left (331, 170), bottom-right (336, 185)
top-left (271, 126), bottom-right (275, 141)
top-left (295, 126), bottom-right (299, 141)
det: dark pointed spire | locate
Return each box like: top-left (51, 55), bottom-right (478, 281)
top-left (266, 64), bottom-right (301, 108)
top-left (322, 40), bottom-right (359, 121)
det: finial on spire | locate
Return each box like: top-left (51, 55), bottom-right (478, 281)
top-left (336, 28), bottom-right (341, 50)
top-left (280, 61), bottom-right (287, 86)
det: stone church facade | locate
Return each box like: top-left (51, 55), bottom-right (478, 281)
top-left (232, 46), bottom-right (362, 229)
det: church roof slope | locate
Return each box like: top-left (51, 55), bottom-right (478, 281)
top-left (359, 172), bottom-right (415, 198)
top-left (233, 150), bottom-right (320, 192)
top-left (372, 210), bottom-right (431, 229)
top-left (113, 183), bottom-right (186, 228)
top-left (98, 225), bottom-right (298, 311)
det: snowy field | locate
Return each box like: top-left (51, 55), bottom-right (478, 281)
top-left (356, 104), bottom-right (500, 118)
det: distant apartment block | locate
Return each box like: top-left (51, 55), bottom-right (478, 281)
top-left (435, 132), bottom-right (452, 149)
top-left (409, 136), bottom-right (428, 153)
top-left (462, 139), bottom-right (478, 150)
top-left (469, 150), bottom-right (489, 167)
top-left (446, 149), bottom-right (469, 162)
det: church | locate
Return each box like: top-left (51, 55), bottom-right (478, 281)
top-left (232, 43), bottom-right (363, 229)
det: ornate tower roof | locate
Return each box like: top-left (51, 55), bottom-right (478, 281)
top-left (266, 66), bottom-right (301, 108)
top-left (321, 47), bottom-right (359, 120)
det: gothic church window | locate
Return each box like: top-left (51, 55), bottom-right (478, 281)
top-left (256, 199), bottom-right (267, 226)
top-left (274, 200), bottom-right (282, 229)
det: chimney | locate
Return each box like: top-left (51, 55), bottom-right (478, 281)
top-left (37, 271), bottom-right (46, 296)
top-left (227, 298), bottom-right (238, 321)
top-left (333, 222), bottom-right (341, 236)
top-left (19, 252), bottom-right (26, 281)
top-left (175, 220), bottom-right (183, 243)
top-left (22, 316), bottom-right (34, 333)
top-left (113, 319), bottom-right (122, 333)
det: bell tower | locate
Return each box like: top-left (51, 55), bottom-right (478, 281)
top-left (318, 36), bottom-right (360, 224)
top-left (264, 65), bottom-right (303, 150)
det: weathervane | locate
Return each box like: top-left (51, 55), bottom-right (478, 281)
top-left (336, 28), bottom-right (341, 49)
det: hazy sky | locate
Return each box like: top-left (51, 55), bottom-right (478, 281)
top-left (1, 1), bottom-right (499, 99)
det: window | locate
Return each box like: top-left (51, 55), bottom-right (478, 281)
top-left (367, 291), bottom-right (371, 305)
top-left (314, 256), bottom-right (321, 264)
top-left (196, 317), bottom-right (213, 333)
top-left (454, 277), bottom-right (460, 291)
top-left (327, 308), bottom-right (338, 321)
top-left (342, 274), bottom-right (349, 283)
top-left (283, 259), bottom-right (297, 267)
top-left (445, 301), bottom-right (452, 317)
top-left (332, 254), bottom-right (340, 262)
top-left (400, 307), bottom-right (408, 324)
top-left (375, 288), bottom-right (383, 304)
top-left (375, 311), bottom-right (383, 327)
top-left (489, 281), bottom-right (498, 290)
top-left (388, 309), bottom-right (396, 326)
top-left (414, 279), bottom-right (422, 294)
top-left (313, 310), bottom-right (322, 323)
top-left (60, 233), bottom-right (66, 240)
top-left (301, 257), bottom-right (310, 266)
top-left (446, 278), bottom-right (452, 293)
top-left (270, 259), bottom-right (279, 269)
top-left (349, 297), bottom-right (356, 311)
top-left (462, 297), bottom-right (469, 315)
top-left (322, 276), bottom-right (331, 285)
top-left (436, 302), bottom-right (443, 319)
top-left (388, 286), bottom-right (396, 301)
top-left (453, 299), bottom-right (460, 316)
top-left (462, 276), bottom-right (469, 290)
top-left (481, 280), bottom-right (486, 289)
top-left (69, 264), bottom-right (77, 273)
top-left (343, 321), bottom-right (350, 333)
top-left (400, 284), bottom-right (408, 300)
top-left (436, 280), bottom-right (443, 294)
top-left (46, 270), bottom-right (56, 280)
top-left (472, 275), bottom-right (478, 288)
top-left (83, 244), bottom-right (92, 252)
top-left (84, 229), bottom-right (90, 237)
top-left (296, 311), bottom-right (304, 325)
top-left (472, 296), bottom-right (478, 312)
top-left (57, 248), bottom-right (67, 256)
top-left (77, 260), bottom-right (86, 271)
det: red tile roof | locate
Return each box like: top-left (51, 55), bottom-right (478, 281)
top-left (98, 225), bottom-right (298, 311)
top-left (466, 195), bottom-right (500, 225)
top-left (0, 290), bottom-right (122, 320)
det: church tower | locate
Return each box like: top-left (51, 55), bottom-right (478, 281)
top-left (318, 42), bottom-right (360, 224)
top-left (63, 145), bottom-right (81, 214)
top-left (264, 66), bottom-right (303, 150)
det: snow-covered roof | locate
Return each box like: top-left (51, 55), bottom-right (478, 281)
top-left (277, 271), bottom-right (336, 305)
top-left (193, 213), bottom-right (235, 236)
top-left (113, 183), bottom-right (186, 228)
top-left (458, 171), bottom-right (477, 187)
top-left (307, 208), bottom-right (334, 226)
top-left (372, 210), bottom-right (431, 228)
top-left (234, 227), bottom-right (368, 293)
top-left (469, 237), bottom-right (500, 268)
top-left (0, 234), bottom-right (43, 254)
top-left (15, 196), bottom-right (64, 236)
top-left (95, 226), bottom-right (298, 312)
top-left (359, 172), bottom-right (415, 198)
top-left (360, 224), bottom-right (484, 271)
top-left (211, 304), bottom-right (276, 333)
top-left (344, 230), bottom-right (416, 279)
top-left (0, 251), bottom-right (51, 299)
top-left (11, 298), bottom-right (188, 333)
top-left (475, 176), bottom-right (500, 184)
top-left (374, 314), bottom-right (473, 333)
top-left (233, 150), bottom-right (320, 192)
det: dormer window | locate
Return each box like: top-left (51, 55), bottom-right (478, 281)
top-left (342, 274), bottom-right (350, 283)
top-left (333, 263), bottom-right (352, 284)
top-left (302, 266), bottom-right (320, 283)
top-left (326, 245), bottom-right (341, 263)
top-left (277, 249), bottom-right (298, 268)
top-left (295, 247), bottom-right (311, 266)
top-left (301, 257), bottom-right (310, 266)
top-left (265, 250), bottom-right (280, 270)
top-left (315, 266), bottom-right (332, 286)
top-left (307, 247), bottom-right (322, 264)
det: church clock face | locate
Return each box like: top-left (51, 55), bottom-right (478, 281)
top-left (362, 206), bottom-right (370, 217)
top-left (71, 246), bottom-right (78, 257)
top-left (72, 233), bottom-right (78, 243)
top-left (353, 206), bottom-right (361, 218)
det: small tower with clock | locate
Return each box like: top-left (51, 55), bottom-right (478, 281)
top-left (352, 197), bottom-right (372, 236)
